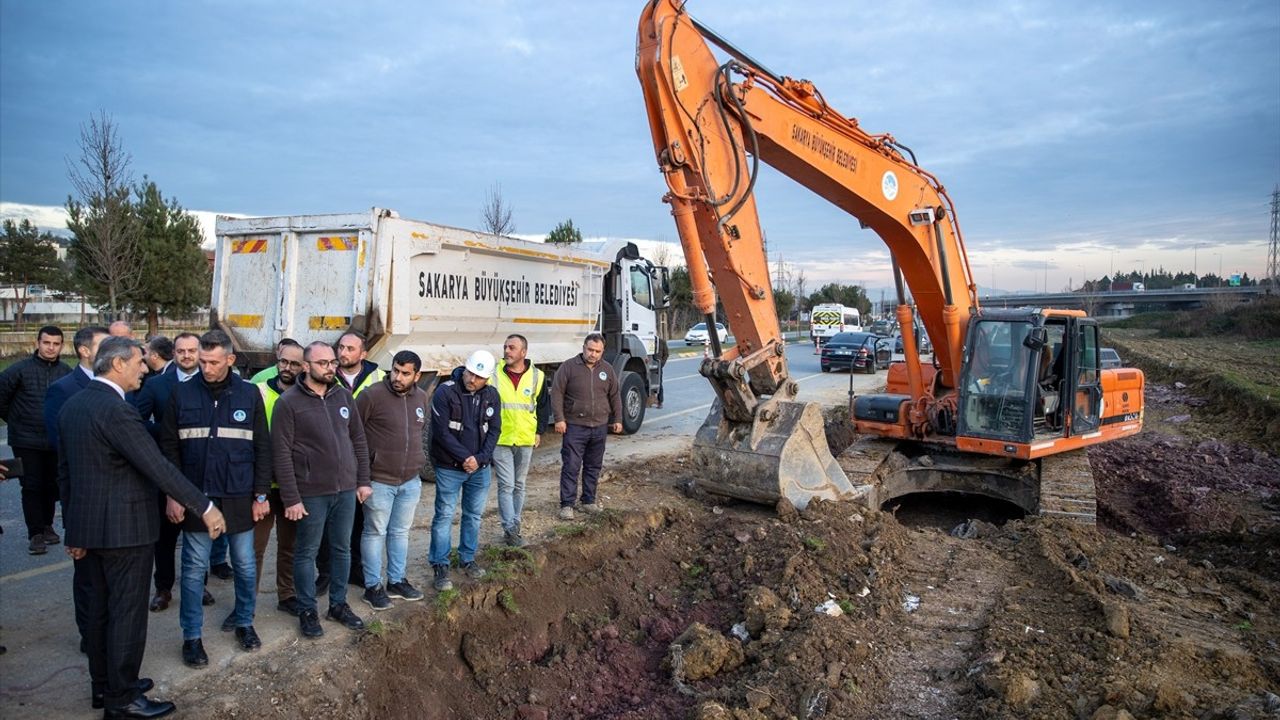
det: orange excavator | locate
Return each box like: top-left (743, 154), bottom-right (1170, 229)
top-left (636, 0), bottom-right (1145, 522)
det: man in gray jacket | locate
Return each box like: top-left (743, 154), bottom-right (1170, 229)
top-left (270, 341), bottom-right (371, 639)
top-left (550, 333), bottom-right (621, 520)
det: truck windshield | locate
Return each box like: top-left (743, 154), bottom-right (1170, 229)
top-left (959, 320), bottom-right (1035, 439)
top-left (629, 264), bottom-right (653, 309)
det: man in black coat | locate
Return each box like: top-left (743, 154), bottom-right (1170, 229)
top-left (59, 336), bottom-right (227, 719)
top-left (0, 325), bottom-right (70, 554)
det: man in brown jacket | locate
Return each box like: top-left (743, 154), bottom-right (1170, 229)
top-left (270, 341), bottom-right (371, 639)
top-left (354, 350), bottom-right (429, 610)
top-left (551, 333), bottom-right (621, 520)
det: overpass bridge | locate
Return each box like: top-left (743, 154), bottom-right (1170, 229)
top-left (976, 286), bottom-right (1271, 317)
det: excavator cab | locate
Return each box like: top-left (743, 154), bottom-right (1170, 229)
top-left (956, 309), bottom-right (1103, 456)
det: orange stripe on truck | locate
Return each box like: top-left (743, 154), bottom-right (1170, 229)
top-left (231, 239), bottom-right (268, 254)
top-left (316, 236), bottom-right (357, 252)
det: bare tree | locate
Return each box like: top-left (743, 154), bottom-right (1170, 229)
top-left (480, 183), bottom-right (516, 236)
top-left (65, 111), bottom-right (141, 319)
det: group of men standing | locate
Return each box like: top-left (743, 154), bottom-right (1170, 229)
top-left (0, 323), bottom-right (624, 719)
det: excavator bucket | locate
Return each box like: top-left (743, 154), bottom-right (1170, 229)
top-left (692, 400), bottom-right (868, 510)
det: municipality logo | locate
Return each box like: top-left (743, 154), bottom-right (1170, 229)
top-left (232, 409), bottom-right (247, 423)
top-left (523, 387), bottom-right (532, 396)
top-left (486, 407), bottom-right (494, 417)
top-left (416, 407), bottom-right (425, 419)
top-left (339, 406), bottom-right (350, 419)
top-left (598, 371), bottom-right (607, 381)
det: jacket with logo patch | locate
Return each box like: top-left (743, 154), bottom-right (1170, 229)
top-left (429, 367), bottom-right (500, 470)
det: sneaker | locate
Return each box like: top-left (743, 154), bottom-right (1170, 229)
top-left (558, 506), bottom-right (575, 521)
top-left (28, 535), bottom-right (46, 555)
top-left (504, 528), bottom-right (527, 548)
top-left (234, 625), bottom-right (262, 651)
top-left (209, 562), bottom-right (233, 580)
top-left (581, 502), bottom-right (602, 514)
top-left (276, 597), bottom-right (301, 617)
top-left (220, 611), bottom-right (237, 632)
top-left (298, 608), bottom-right (323, 638)
top-left (386, 580), bottom-right (424, 602)
top-left (432, 565), bottom-right (453, 592)
top-left (41, 527), bottom-right (60, 545)
top-left (326, 603), bottom-right (366, 631)
top-left (462, 561), bottom-right (486, 580)
top-left (362, 585), bottom-right (393, 611)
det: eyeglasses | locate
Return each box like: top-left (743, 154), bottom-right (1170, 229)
top-left (308, 359), bottom-right (337, 367)
top-left (277, 359), bottom-right (305, 368)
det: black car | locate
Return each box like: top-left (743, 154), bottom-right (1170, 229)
top-left (820, 332), bottom-right (891, 373)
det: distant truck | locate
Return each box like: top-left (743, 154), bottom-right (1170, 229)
top-left (1112, 281), bottom-right (1145, 292)
top-left (809, 303), bottom-right (861, 345)
top-left (1179, 283), bottom-right (1196, 290)
top-left (211, 208), bottom-right (671, 433)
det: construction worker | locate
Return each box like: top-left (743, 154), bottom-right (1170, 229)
top-left (550, 333), bottom-right (622, 520)
top-left (252, 339), bottom-right (304, 616)
top-left (492, 334), bottom-right (549, 547)
top-left (333, 331), bottom-right (384, 587)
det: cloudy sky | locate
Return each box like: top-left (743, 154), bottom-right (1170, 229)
top-left (1, 1), bottom-right (1276, 294)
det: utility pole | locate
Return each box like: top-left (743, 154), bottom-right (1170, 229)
top-left (1268, 185), bottom-right (1279, 291)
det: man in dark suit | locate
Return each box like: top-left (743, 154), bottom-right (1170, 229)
top-left (60, 336), bottom-right (227, 719)
top-left (43, 325), bottom-right (109, 651)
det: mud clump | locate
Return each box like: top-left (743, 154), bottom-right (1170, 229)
top-left (667, 623), bottom-right (745, 681)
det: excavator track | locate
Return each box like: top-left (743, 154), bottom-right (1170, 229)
top-left (1036, 448), bottom-right (1098, 524)
top-left (836, 437), bottom-right (1098, 524)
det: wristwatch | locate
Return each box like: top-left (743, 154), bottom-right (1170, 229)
top-left (255, 494), bottom-right (268, 504)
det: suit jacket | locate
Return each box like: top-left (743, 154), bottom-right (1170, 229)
top-left (58, 381), bottom-right (211, 550)
top-left (44, 365), bottom-right (93, 451)
top-left (133, 363), bottom-right (179, 437)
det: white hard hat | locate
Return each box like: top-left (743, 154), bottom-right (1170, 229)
top-left (465, 350), bottom-right (495, 379)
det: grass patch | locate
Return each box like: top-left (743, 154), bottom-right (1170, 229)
top-left (480, 545), bottom-right (537, 581)
top-left (366, 618), bottom-right (402, 638)
top-left (433, 588), bottom-right (460, 618)
top-left (804, 536), bottom-right (827, 553)
top-left (498, 589), bottom-right (519, 614)
top-left (837, 599), bottom-right (855, 615)
top-left (553, 524), bottom-right (588, 537)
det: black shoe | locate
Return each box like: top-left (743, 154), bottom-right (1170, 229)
top-left (386, 579), bottom-right (424, 602)
top-left (28, 535), bottom-right (47, 555)
top-left (220, 611), bottom-right (237, 632)
top-left (92, 678), bottom-right (154, 709)
top-left (181, 639), bottom-right (208, 668)
top-left (201, 589), bottom-right (215, 606)
top-left (299, 608), bottom-right (323, 638)
top-left (102, 694), bottom-right (175, 719)
top-left (362, 585), bottom-right (392, 611)
top-left (209, 563), bottom-right (233, 580)
top-left (326, 603), bottom-right (366, 631)
top-left (41, 526), bottom-right (61, 545)
top-left (277, 597), bottom-right (301, 617)
top-left (432, 564), bottom-right (453, 592)
top-left (234, 625), bottom-right (262, 651)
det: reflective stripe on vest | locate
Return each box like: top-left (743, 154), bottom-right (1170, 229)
top-left (496, 361), bottom-right (543, 446)
top-left (178, 426), bottom-right (255, 441)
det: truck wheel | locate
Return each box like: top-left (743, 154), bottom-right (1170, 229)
top-left (620, 371), bottom-right (646, 435)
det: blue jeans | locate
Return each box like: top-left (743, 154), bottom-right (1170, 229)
top-left (493, 445), bottom-right (532, 531)
top-left (209, 533), bottom-right (228, 566)
top-left (293, 491), bottom-right (356, 613)
top-left (360, 478), bottom-right (422, 587)
top-left (429, 466), bottom-right (490, 567)
top-left (180, 528), bottom-right (255, 640)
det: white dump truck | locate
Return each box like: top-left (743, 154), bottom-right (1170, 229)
top-left (211, 208), bottom-right (670, 433)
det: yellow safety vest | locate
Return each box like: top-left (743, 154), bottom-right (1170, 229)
top-left (496, 360), bottom-right (543, 446)
top-left (257, 380), bottom-right (282, 429)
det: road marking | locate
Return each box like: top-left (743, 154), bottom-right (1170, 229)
top-left (0, 559), bottom-right (73, 584)
top-left (666, 372), bottom-right (704, 382)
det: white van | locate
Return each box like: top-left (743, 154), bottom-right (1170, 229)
top-left (810, 303), bottom-right (861, 345)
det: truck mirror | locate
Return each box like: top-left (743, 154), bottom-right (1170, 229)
top-left (1023, 326), bottom-right (1047, 351)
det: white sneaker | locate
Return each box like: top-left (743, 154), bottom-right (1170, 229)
top-left (580, 503), bottom-right (602, 514)
top-left (558, 506), bottom-right (575, 521)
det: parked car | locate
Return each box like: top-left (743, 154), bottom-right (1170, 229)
top-left (889, 331), bottom-right (932, 361)
top-left (1100, 347), bottom-right (1122, 369)
top-left (684, 321), bottom-right (728, 345)
top-left (820, 332), bottom-right (891, 373)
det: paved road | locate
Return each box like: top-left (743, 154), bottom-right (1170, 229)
top-left (0, 341), bottom-right (886, 718)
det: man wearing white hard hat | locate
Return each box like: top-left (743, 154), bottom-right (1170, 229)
top-left (426, 350), bottom-right (502, 592)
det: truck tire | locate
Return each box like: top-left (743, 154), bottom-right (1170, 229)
top-left (620, 370), bottom-right (646, 435)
